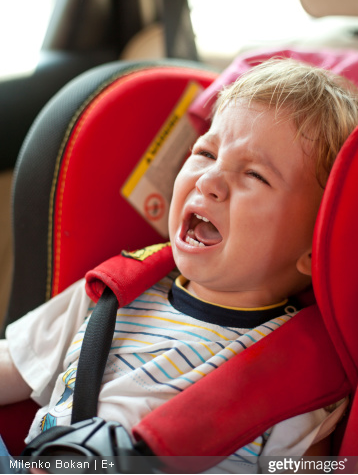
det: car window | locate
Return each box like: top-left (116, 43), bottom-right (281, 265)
top-left (0, 0), bottom-right (56, 79)
top-left (188, 0), bottom-right (313, 67)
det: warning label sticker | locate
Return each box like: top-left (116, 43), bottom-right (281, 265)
top-left (121, 82), bottom-right (203, 237)
top-left (144, 193), bottom-right (166, 221)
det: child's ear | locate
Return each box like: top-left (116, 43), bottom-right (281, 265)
top-left (296, 248), bottom-right (312, 276)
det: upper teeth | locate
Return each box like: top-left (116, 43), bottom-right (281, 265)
top-left (195, 213), bottom-right (209, 222)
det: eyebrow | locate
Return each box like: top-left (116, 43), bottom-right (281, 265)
top-left (192, 134), bottom-right (211, 148)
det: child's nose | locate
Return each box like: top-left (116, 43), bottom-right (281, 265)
top-left (195, 168), bottom-right (229, 202)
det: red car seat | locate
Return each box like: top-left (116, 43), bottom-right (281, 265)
top-left (1, 51), bottom-right (358, 469)
top-left (0, 59), bottom-right (217, 455)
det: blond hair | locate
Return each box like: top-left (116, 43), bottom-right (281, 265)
top-left (217, 58), bottom-right (358, 187)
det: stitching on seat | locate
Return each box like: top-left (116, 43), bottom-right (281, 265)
top-left (48, 66), bottom-right (152, 299)
top-left (47, 64), bottom-right (213, 299)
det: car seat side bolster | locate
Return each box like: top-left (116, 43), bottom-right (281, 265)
top-left (132, 304), bottom-right (351, 471)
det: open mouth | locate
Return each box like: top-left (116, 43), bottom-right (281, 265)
top-left (184, 213), bottom-right (223, 248)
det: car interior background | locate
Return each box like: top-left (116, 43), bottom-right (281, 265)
top-left (1, 0), bottom-right (358, 461)
top-left (3, 0), bottom-right (358, 326)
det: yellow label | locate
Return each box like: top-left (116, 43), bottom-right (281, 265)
top-left (121, 82), bottom-right (202, 198)
top-left (121, 242), bottom-right (171, 261)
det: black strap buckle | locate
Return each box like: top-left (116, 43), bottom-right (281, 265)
top-left (21, 418), bottom-right (155, 474)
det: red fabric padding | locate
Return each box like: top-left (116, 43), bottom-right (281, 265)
top-left (85, 244), bottom-right (176, 306)
top-left (312, 125), bottom-right (358, 455)
top-left (0, 399), bottom-right (39, 455)
top-left (313, 125), bottom-right (358, 388)
top-left (133, 305), bottom-right (350, 472)
top-left (52, 66), bottom-right (217, 298)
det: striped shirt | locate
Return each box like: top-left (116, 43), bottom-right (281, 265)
top-left (34, 271), bottom-right (298, 467)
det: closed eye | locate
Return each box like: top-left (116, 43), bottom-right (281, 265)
top-left (194, 149), bottom-right (216, 160)
top-left (246, 170), bottom-right (270, 186)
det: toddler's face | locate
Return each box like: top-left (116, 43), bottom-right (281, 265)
top-left (168, 101), bottom-right (324, 308)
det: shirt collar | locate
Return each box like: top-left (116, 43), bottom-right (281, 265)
top-left (169, 276), bottom-right (301, 329)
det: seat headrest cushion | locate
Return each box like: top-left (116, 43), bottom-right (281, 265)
top-left (313, 125), bottom-right (358, 386)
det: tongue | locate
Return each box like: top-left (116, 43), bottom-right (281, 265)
top-left (194, 221), bottom-right (222, 246)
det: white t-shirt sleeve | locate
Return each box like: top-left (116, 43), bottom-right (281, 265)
top-left (5, 279), bottom-right (91, 406)
top-left (261, 398), bottom-right (348, 457)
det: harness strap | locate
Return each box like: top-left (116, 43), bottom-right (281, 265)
top-left (72, 286), bottom-right (119, 424)
top-left (85, 243), bottom-right (175, 307)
